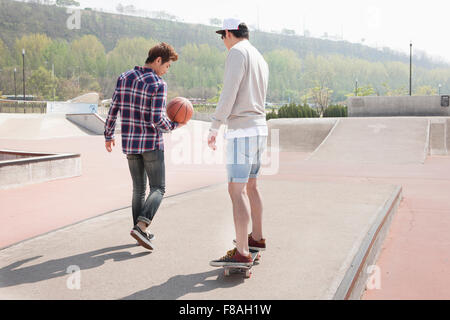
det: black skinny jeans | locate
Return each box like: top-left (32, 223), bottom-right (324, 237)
top-left (126, 150), bottom-right (165, 227)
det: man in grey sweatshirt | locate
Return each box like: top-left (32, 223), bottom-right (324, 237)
top-left (208, 19), bottom-right (269, 268)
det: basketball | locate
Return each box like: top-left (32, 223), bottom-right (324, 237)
top-left (166, 97), bottom-right (194, 124)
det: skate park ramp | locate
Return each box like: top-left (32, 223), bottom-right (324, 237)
top-left (306, 117), bottom-right (430, 164)
top-left (66, 113), bottom-right (121, 135)
top-left (0, 113), bottom-right (119, 139)
top-left (0, 113), bottom-right (92, 139)
top-left (267, 118), bottom-right (337, 152)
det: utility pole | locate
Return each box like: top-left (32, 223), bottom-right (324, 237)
top-left (409, 42), bottom-right (412, 96)
top-left (22, 48), bottom-right (26, 101)
top-left (52, 63), bottom-right (55, 101)
top-left (14, 68), bottom-right (17, 99)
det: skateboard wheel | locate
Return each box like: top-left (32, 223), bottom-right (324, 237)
top-left (224, 269), bottom-right (230, 277)
top-left (245, 270), bottom-right (252, 278)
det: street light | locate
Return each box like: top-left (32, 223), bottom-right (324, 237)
top-left (355, 78), bottom-right (358, 96)
top-left (438, 84), bottom-right (442, 96)
top-left (22, 48), bottom-right (26, 103)
top-left (14, 68), bottom-right (17, 99)
top-left (409, 42), bottom-right (412, 96)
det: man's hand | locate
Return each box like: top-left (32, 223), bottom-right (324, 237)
top-left (105, 139), bottom-right (115, 152)
top-left (207, 130), bottom-right (218, 151)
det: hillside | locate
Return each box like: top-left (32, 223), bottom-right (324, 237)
top-left (0, 0), bottom-right (449, 103)
top-left (1, 0), bottom-right (445, 69)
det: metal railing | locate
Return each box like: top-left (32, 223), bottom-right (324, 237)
top-left (0, 100), bottom-right (47, 114)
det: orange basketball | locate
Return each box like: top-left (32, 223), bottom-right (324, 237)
top-left (166, 97), bottom-right (194, 124)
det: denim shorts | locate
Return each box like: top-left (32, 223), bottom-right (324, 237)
top-left (226, 135), bottom-right (267, 183)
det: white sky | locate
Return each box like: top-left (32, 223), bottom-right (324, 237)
top-left (79, 0), bottom-right (450, 63)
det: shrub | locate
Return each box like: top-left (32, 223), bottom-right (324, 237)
top-left (323, 105), bottom-right (348, 117)
top-left (267, 103), bottom-right (319, 119)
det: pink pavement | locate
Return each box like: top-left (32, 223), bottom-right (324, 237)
top-left (260, 153), bottom-right (450, 299)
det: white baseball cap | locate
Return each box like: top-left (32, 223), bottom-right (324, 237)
top-left (216, 18), bottom-right (243, 34)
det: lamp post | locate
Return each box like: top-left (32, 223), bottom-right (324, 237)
top-left (52, 62), bottom-right (55, 101)
top-left (409, 42), bottom-right (412, 96)
top-left (355, 78), bottom-right (358, 96)
top-left (14, 68), bottom-right (17, 99)
top-left (438, 84), bottom-right (442, 96)
top-left (22, 48), bottom-right (26, 102)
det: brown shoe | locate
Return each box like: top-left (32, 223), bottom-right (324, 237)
top-left (210, 248), bottom-right (253, 267)
top-left (233, 233), bottom-right (266, 251)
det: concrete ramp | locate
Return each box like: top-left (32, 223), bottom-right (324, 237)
top-left (0, 114), bottom-right (91, 140)
top-left (66, 113), bottom-right (120, 135)
top-left (267, 118), bottom-right (337, 152)
top-left (307, 117), bottom-right (429, 165)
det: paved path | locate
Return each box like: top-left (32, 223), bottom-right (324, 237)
top-left (0, 180), bottom-right (399, 299)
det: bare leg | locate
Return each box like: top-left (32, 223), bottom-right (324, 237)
top-left (228, 182), bottom-right (251, 256)
top-left (137, 220), bottom-right (149, 232)
top-left (246, 178), bottom-right (263, 241)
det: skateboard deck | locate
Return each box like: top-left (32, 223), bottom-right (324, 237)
top-left (223, 249), bottom-right (262, 278)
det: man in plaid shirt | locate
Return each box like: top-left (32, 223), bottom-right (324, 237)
top-left (104, 42), bottom-right (182, 250)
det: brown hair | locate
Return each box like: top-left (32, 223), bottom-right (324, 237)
top-left (145, 42), bottom-right (178, 64)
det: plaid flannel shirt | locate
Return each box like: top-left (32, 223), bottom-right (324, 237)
top-left (104, 66), bottom-right (178, 154)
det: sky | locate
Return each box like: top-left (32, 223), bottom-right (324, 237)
top-left (78, 0), bottom-right (450, 63)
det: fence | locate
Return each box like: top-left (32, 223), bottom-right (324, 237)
top-left (0, 100), bottom-right (47, 114)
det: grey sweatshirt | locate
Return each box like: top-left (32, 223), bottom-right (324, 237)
top-left (210, 39), bottom-right (269, 131)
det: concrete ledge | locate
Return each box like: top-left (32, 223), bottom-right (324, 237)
top-left (0, 150), bottom-right (81, 190)
top-left (332, 185), bottom-right (403, 300)
top-left (348, 96), bottom-right (449, 117)
top-left (429, 118), bottom-right (448, 155)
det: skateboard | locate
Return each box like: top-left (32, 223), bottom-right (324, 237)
top-left (223, 249), bottom-right (262, 278)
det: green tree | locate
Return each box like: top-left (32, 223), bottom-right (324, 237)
top-left (14, 34), bottom-right (52, 70)
top-left (71, 35), bottom-right (106, 78)
top-left (42, 39), bottom-right (73, 78)
top-left (107, 37), bottom-right (158, 76)
top-left (307, 85), bottom-right (333, 116)
top-left (56, 78), bottom-right (79, 101)
top-left (414, 85), bottom-right (437, 96)
top-left (381, 82), bottom-right (408, 96)
top-left (346, 84), bottom-right (376, 97)
top-left (264, 49), bottom-right (302, 102)
top-left (0, 39), bottom-right (12, 67)
top-left (28, 66), bottom-right (57, 100)
top-left (168, 43), bottom-right (226, 99)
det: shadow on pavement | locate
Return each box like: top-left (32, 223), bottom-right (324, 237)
top-left (0, 244), bottom-right (149, 288)
top-left (121, 269), bottom-right (245, 300)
